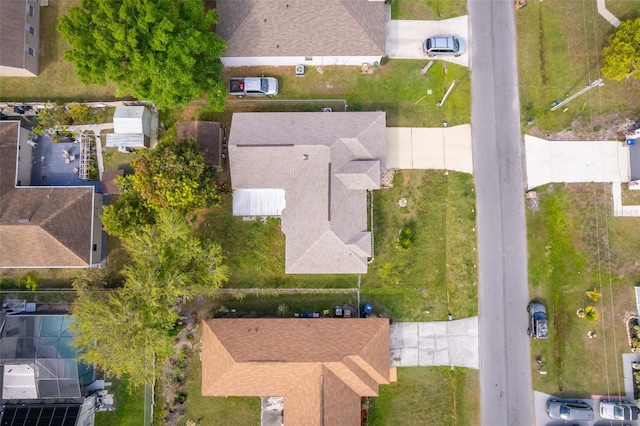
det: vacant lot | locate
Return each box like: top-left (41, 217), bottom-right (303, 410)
top-left (0, 0), bottom-right (119, 102)
top-left (391, 0), bottom-right (468, 20)
top-left (366, 367), bottom-right (480, 426)
top-left (362, 170), bottom-right (478, 321)
top-left (528, 183), bottom-right (640, 396)
top-left (516, 1), bottom-right (640, 134)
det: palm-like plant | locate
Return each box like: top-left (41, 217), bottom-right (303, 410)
top-left (585, 306), bottom-right (599, 321)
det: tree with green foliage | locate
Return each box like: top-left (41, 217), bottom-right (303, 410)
top-left (57, 0), bottom-right (227, 110)
top-left (129, 139), bottom-right (220, 213)
top-left (101, 188), bottom-right (155, 239)
top-left (601, 18), bottom-right (640, 81)
top-left (70, 211), bottom-right (228, 388)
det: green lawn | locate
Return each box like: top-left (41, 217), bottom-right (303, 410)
top-left (94, 378), bottom-right (146, 426)
top-left (0, 0), bottom-right (120, 102)
top-left (528, 183), bottom-right (640, 395)
top-left (179, 352), bottom-right (260, 426)
top-left (366, 367), bottom-right (480, 426)
top-left (214, 60), bottom-right (471, 128)
top-left (361, 170), bottom-right (478, 321)
top-left (391, 0), bottom-right (467, 20)
top-left (198, 199), bottom-right (358, 289)
top-left (604, 0), bottom-right (640, 21)
top-left (516, 0), bottom-right (640, 132)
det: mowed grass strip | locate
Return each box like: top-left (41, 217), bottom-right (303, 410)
top-left (516, 0), bottom-right (640, 132)
top-left (362, 170), bottom-right (477, 321)
top-left (528, 183), bottom-right (638, 396)
top-left (0, 0), bottom-right (119, 102)
top-left (366, 367), bottom-right (480, 426)
top-left (221, 60), bottom-right (471, 127)
top-left (391, 0), bottom-right (468, 20)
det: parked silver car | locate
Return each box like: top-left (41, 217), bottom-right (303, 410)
top-left (600, 400), bottom-right (640, 420)
top-left (422, 35), bottom-right (465, 57)
top-left (546, 399), bottom-right (594, 421)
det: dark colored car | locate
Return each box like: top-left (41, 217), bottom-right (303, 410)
top-left (527, 302), bottom-right (548, 339)
top-left (546, 399), bottom-right (594, 421)
top-left (422, 35), bottom-right (465, 57)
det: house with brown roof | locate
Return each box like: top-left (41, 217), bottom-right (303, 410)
top-left (228, 112), bottom-right (387, 274)
top-left (215, 0), bottom-right (387, 67)
top-left (177, 121), bottom-right (222, 168)
top-left (0, 121), bottom-right (103, 268)
top-left (0, 0), bottom-right (42, 77)
top-left (202, 318), bottom-right (395, 426)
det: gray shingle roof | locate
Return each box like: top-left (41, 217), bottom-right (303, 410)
top-left (0, 121), bottom-right (96, 268)
top-left (216, 0), bottom-right (386, 58)
top-left (0, 0), bottom-right (27, 69)
top-left (229, 112), bottom-right (386, 274)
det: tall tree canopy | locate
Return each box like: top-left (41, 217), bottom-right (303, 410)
top-left (129, 138), bottom-right (221, 212)
top-left (58, 0), bottom-right (227, 110)
top-left (71, 211), bottom-right (228, 388)
top-left (101, 138), bottom-right (220, 237)
top-left (601, 18), bottom-right (640, 81)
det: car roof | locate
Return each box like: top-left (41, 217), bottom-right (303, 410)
top-left (429, 36), bottom-right (454, 49)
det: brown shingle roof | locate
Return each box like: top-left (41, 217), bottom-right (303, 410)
top-left (176, 121), bottom-right (222, 167)
top-left (0, 121), bottom-right (96, 267)
top-left (216, 0), bottom-right (386, 58)
top-left (101, 169), bottom-right (124, 195)
top-left (201, 318), bottom-right (391, 426)
top-left (228, 112), bottom-right (386, 274)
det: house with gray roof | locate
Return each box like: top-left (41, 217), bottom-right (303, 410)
top-left (229, 112), bottom-right (386, 274)
top-left (215, 0), bottom-right (387, 67)
top-left (0, 0), bottom-right (42, 77)
top-left (0, 121), bottom-right (103, 268)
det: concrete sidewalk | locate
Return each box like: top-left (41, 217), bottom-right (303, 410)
top-left (390, 317), bottom-right (478, 369)
top-left (597, 0), bottom-right (621, 27)
top-left (387, 125), bottom-right (473, 173)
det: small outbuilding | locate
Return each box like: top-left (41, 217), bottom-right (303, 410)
top-left (177, 121), bottom-right (222, 168)
top-left (106, 106), bottom-right (153, 149)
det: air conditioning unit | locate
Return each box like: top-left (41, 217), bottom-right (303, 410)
top-left (295, 65), bottom-right (305, 76)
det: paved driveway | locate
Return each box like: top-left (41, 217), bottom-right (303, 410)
top-left (386, 124), bottom-right (473, 173)
top-left (525, 135), bottom-right (630, 190)
top-left (389, 318), bottom-right (478, 369)
top-left (385, 17), bottom-right (470, 67)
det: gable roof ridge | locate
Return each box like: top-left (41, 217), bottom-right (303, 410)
top-left (287, 228), bottom-right (334, 271)
top-left (357, 321), bottom-right (391, 382)
top-left (338, 0), bottom-right (386, 53)
top-left (323, 362), bottom-right (376, 396)
top-left (345, 355), bottom-right (388, 385)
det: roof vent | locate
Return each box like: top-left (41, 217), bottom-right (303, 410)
top-left (17, 217), bottom-right (30, 223)
top-left (303, 154), bottom-right (309, 160)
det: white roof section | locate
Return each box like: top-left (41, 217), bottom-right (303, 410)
top-left (3, 364), bottom-right (38, 399)
top-left (525, 135), bottom-right (630, 190)
top-left (105, 133), bottom-right (146, 148)
top-left (232, 189), bottom-right (286, 216)
top-left (113, 106), bottom-right (146, 134)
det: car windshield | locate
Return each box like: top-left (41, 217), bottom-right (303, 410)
top-left (453, 37), bottom-right (460, 51)
top-left (560, 405), bottom-right (571, 418)
top-left (614, 406), bottom-right (624, 417)
top-left (260, 78), bottom-right (268, 93)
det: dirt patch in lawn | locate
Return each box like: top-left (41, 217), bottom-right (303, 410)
top-left (528, 113), bottom-right (637, 141)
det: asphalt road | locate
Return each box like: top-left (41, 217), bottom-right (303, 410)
top-left (468, 1), bottom-right (535, 425)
